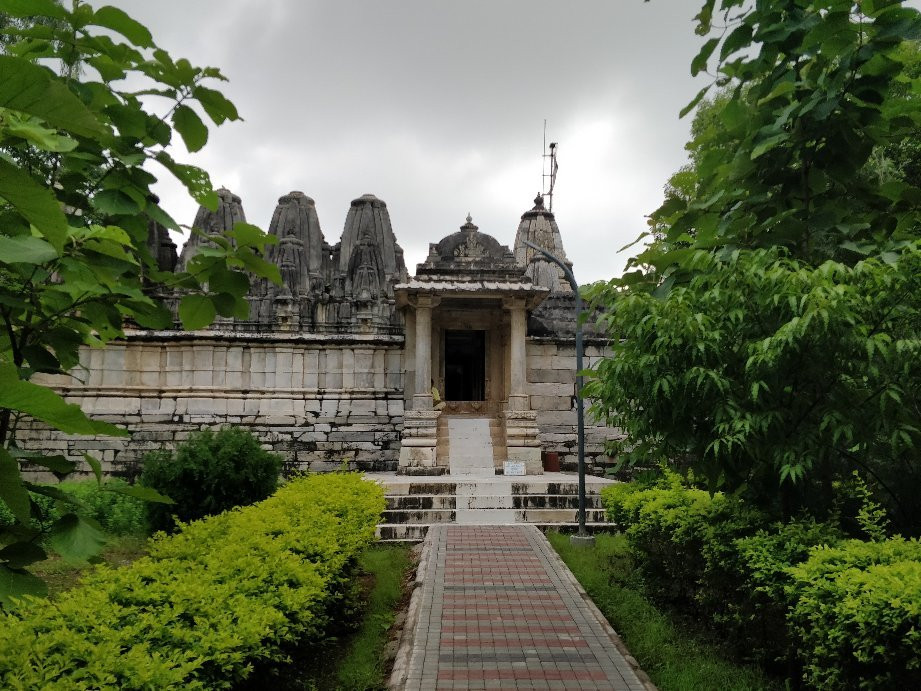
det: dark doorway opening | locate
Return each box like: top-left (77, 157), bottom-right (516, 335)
top-left (445, 330), bottom-right (486, 401)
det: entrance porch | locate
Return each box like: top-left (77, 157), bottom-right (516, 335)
top-left (394, 215), bottom-right (549, 476)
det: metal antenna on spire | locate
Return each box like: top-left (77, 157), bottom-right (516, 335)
top-left (541, 120), bottom-right (559, 213)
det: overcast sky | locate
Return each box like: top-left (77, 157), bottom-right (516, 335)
top-left (107, 1), bottom-right (712, 283)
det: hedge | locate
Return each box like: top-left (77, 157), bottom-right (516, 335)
top-left (0, 473), bottom-right (385, 690)
top-left (789, 538), bottom-right (921, 689)
top-left (602, 480), bottom-right (921, 688)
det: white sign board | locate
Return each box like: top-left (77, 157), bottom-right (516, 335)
top-left (503, 461), bottom-right (526, 476)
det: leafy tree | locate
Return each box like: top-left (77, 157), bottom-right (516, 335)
top-left (0, 0), bottom-right (278, 603)
top-left (587, 0), bottom-right (921, 527)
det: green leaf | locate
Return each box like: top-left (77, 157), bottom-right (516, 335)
top-left (20, 344), bottom-right (61, 374)
top-left (0, 56), bottom-right (104, 137)
top-left (47, 513), bottom-right (107, 565)
top-left (751, 132), bottom-right (788, 159)
top-left (0, 564), bottom-right (47, 607)
top-left (0, 542), bottom-right (46, 569)
top-left (178, 294), bottom-right (216, 330)
top-left (0, 362), bottom-right (128, 437)
top-left (0, 0), bottom-right (66, 19)
top-left (91, 5), bottom-right (154, 48)
top-left (208, 267), bottom-right (250, 296)
top-left (0, 235), bottom-right (57, 264)
top-left (103, 483), bottom-right (174, 505)
top-left (84, 454), bottom-right (103, 484)
top-left (4, 116), bottom-right (78, 152)
top-left (0, 448), bottom-right (30, 524)
top-left (691, 38), bottom-right (719, 76)
top-left (9, 450), bottom-right (76, 479)
top-left (23, 482), bottom-right (83, 508)
top-left (92, 189), bottom-right (142, 216)
top-left (172, 104), bottom-right (208, 152)
top-left (193, 85), bottom-right (239, 125)
top-left (0, 158), bottom-right (69, 252)
top-left (230, 222), bottom-right (271, 249)
top-left (155, 151), bottom-right (218, 209)
top-left (680, 85), bottom-right (711, 118)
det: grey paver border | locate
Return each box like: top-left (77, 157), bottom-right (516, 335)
top-left (388, 531), bottom-right (436, 689)
top-left (535, 531), bottom-right (658, 691)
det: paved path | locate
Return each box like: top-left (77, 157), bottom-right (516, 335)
top-left (394, 525), bottom-right (650, 690)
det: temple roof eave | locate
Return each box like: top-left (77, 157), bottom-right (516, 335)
top-left (394, 279), bottom-right (549, 310)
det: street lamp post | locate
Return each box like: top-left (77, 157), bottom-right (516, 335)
top-left (523, 241), bottom-right (594, 546)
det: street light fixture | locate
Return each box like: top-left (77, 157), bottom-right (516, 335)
top-left (523, 240), bottom-right (594, 547)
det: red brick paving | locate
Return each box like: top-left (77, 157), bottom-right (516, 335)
top-left (400, 525), bottom-right (648, 690)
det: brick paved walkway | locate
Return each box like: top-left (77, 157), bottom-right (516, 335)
top-left (395, 525), bottom-right (649, 690)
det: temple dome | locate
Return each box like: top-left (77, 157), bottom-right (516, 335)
top-left (416, 214), bottom-right (522, 281)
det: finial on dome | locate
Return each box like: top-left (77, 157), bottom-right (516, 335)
top-left (533, 193), bottom-right (545, 210)
top-left (460, 213), bottom-right (478, 233)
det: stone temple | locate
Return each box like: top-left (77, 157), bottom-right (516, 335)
top-left (25, 190), bottom-right (622, 478)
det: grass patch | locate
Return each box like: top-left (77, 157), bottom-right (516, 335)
top-left (548, 531), bottom-right (778, 691)
top-left (335, 544), bottom-right (412, 690)
top-left (30, 534), bottom-right (149, 598)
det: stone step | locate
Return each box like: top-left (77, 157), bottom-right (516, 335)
top-left (375, 520), bottom-right (615, 543)
top-left (386, 495), bottom-right (457, 510)
top-left (381, 509), bottom-right (455, 524)
top-left (381, 482), bottom-right (459, 496)
top-left (380, 507), bottom-right (608, 525)
top-left (378, 481), bottom-right (611, 497)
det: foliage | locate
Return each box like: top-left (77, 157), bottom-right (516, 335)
top-left (728, 519), bottom-right (843, 670)
top-left (605, 480), bottom-right (921, 687)
top-left (0, 0), bottom-right (279, 600)
top-left (601, 476), bottom-right (765, 609)
top-left (0, 478), bottom-right (147, 536)
top-left (641, 0), bottom-right (921, 268)
top-left (788, 537), bottom-right (921, 689)
top-left (588, 247), bottom-right (921, 525)
top-left (590, 1), bottom-right (921, 524)
top-left (0, 473), bottom-right (385, 689)
top-left (140, 427), bottom-right (282, 533)
top-left (548, 531), bottom-right (778, 691)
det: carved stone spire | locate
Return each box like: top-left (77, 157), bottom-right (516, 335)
top-left (338, 194), bottom-right (408, 286)
top-left (513, 193), bottom-right (572, 292)
top-left (266, 191), bottom-right (326, 297)
top-left (145, 219), bottom-right (177, 273)
top-left (177, 187), bottom-right (246, 271)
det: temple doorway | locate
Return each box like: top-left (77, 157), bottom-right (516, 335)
top-left (444, 329), bottom-right (486, 401)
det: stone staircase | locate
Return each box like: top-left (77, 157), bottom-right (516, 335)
top-left (375, 473), bottom-right (614, 542)
top-left (436, 413), bottom-right (506, 473)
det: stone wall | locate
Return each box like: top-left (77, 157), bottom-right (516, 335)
top-left (18, 330), bottom-right (405, 480)
top-left (525, 338), bottom-right (623, 474)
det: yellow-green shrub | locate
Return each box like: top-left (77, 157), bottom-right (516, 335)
top-left (0, 473), bottom-right (385, 690)
top-left (788, 538), bottom-right (921, 690)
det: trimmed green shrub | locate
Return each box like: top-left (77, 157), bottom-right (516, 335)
top-left (726, 519), bottom-right (842, 668)
top-left (601, 477), bottom-right (764, 609)
top-left (141, 427), bottom-right (282, 532)
top-left (0, 473), bottom-right (385, 689)
top-left (788, 537), bottom-right (921, 690)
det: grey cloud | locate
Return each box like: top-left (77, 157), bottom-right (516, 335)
top-left (104, 0), bottom-right (711, 281)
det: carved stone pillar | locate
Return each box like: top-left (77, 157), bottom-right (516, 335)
top-left (503, 297), bottom-right (541, 473)
top-left (412, 295), bottom-right (436, 410)
top-left (399, 294), bottom-right (443, 474)
top-left (505, 298), bottom-right (528, 411)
